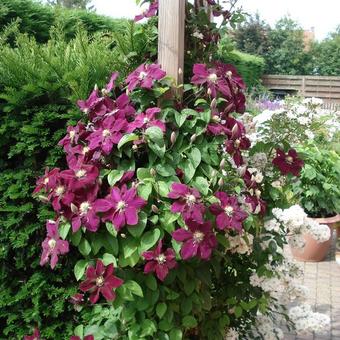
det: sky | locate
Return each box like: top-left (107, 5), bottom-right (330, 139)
top-left (92, 0), bottom-right (340, 40)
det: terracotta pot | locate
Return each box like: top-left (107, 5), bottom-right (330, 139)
top-left (290, 214), bottom-right (340, 262)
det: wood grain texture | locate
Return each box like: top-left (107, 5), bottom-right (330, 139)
top-left (158, 0), bottom-right (186, 86)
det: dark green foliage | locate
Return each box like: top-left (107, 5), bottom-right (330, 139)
top-left (0, 0), bottom-right (125, 43)
top-left (0, 23), bottom-right (150, 338)
top-left (48, 0), bottom-right (94, 10)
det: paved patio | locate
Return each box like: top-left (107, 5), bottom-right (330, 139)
top-left (284, 232), bottom-right (340, 340)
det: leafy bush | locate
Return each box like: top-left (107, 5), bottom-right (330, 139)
top-left (0, 0), bottom-right (126, 42)
top-left (0, 23), bottom-right (152, 338)
top-left (292, 145), bottom-right (340, 218)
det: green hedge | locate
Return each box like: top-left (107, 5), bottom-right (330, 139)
top-left (0, 0), bottom-right (126, 42)
top-left (0, 22), bottom-right (153, 337)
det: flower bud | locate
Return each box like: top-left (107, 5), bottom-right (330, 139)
top-left (121, 233), bottom-right (126, 238)
top-left (218, 178), bottom-right (224, 187)
top-left (170, 131), bottom-right (177, 145)
top-left (132, 144), bottom-right (138, 151)
top-left (190, 134), bottom-right (197, 143)
top-left (220, 158), bottom-right (225, 169)
top-left (210, 98), bottom-right (217, 109)
top-left (211, 170), bottom-right (217, 177)
top-left (38, 195), bottom-right (49, 203)
top-left (255, 189), bottom-right (261, 198)
top-left (94, 84), bottom-right (98, 91)
top-left (238, 166), bottom-right (247, 177)
top-left (151, 205), bottom-right (159, 214)
top-left (207, 88), bottom-right (212, 96)
top-left (71, 203), bottom-right (78, 214)
top-left (231, 124), bottom-right (239, 138)
top-left (150, 168), bottom-right (156, 176)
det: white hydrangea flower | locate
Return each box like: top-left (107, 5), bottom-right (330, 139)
top-left (225, 328), bottom-right (239, 340)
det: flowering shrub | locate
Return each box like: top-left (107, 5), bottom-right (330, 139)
top-left (31, 2), bottom-right (333, 339)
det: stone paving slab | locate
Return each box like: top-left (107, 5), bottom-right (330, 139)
top-left (285, 232), bottom-right (340, 340)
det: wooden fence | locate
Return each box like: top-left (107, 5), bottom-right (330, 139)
top-left (262, 75), bottom-right (340, 107)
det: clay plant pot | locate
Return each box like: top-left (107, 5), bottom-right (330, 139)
top-left (290, 214), bottom-right (340, 262)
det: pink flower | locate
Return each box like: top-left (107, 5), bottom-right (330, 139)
top-left (77, 88), bottom-right (100, 114)
top-left (109, 93), bottom-right (136, 120)
top-left (142, 240), bottom-right (177, 281)
top-left (168, 183), bottom-right (205, 223)
top-left (65, 144), bottom-right (97, 169)
top-left (79, 260), bottom-right (123, 304)
top-left (245, 194), bottom-right (266, 215)
top-left (104, 72), bottom-right (119, 93)
top-left (225, 135), bottom-right (251, 166)
top-left (129, 108), bottom-right (166, 132)
top-left (71, 189), bottom-right (101, 233)
top-left (24, 328), bottom-right (40, 340)
top-left (48, 177), bottom-right (75, 212)
top-left (272, 149), bottom-right (304, 176)
top-left (86, 116), bottom-right (128, 155)
top-left (191, 64), bottom-right (231, 98)
top-left (60, 164), bottom-right (99, 191)
top-left (33, 167), bottom-right (60, 194)
top-left (209, 192), bottom-right (247, 231)
top-left (134, 0), bottom-right (158, 22)
top-left (58, 122), bottom-right (88, 152)
top-left (94, 184), bottom-right (146, 231)
top-left (69, 293), bottom-right (84, 305)
top-left (126, 63), bottom-right (166, 92)
top-left (70, 336), bottom-right (94, 340)
top-left (40, 220), bottom-right (69, 269)
top-left (172, 219), bottom-right (217, 260)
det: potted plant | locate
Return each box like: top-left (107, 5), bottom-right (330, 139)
top-left (291, 144), bottom-right (340, 261)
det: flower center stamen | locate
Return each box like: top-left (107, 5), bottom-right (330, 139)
top-left (69, 130), bottom-right (76, 140)
top-left (96, 276), bottom-right (105, 287)
top-left (76, 169), bottom-right (86, 178)
top-left (44, 177), bottom-right (49, 185)
top-left (224, 205), bottom-right (234, 216)
top-left (208, 73), bottom-right (218, 83)
top-left (48, 239), bottom-right (56, 249)
top-left (156, 254), bottom-right (166, 265)
top-left (102, 129), bottom-right (111, 137)
top-left (193, 231), bottom-right (204, 244)
top-left (286, 156), bottom-right (294, 164)
top-left (234, 139), bottom-right (241, 148)
top-left (143, 117), bottom-right (150, 124)
top-left (116, 200), bottom-right (126, 212)
top-left (226, 70), bottom-right (233, 78)
top-left (82, 146), bottom-right (90, 154)
top-left (80, 201), bottom-right (91, 215)
top-left (55, 186), bottom-right (65, 196)
top-left (139, 71), bottom-right (147, 80)
top-left (185, 194), bottom-right (196, 205)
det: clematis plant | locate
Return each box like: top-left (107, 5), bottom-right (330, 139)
top-left (31, 1), bottom-right (329, 339)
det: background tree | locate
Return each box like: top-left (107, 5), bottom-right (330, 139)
top-left (47, 0), bottom-right (94, 10)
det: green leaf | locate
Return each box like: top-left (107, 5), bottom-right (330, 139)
top-left (74, 260), bottom-right (88, 281)
top-left (117, 133), bottom-right (139, 149)
top-left (107, 169), bottom-right (124, 186)
top-left (156, 164), bottom-right (176, 177)
top-left (145, 274), bottom-right (157, 291)
top-left (182, 315), bottom-right (198, 328)
top-left (106, 222), bottom-right (118, 237)
top-left (181, 159), bottom-right (196, 183)
top-left (156, 302), bottom-right (167, 318)
top-left (156, 181), bottom-right (170, 197)
top-left (128, 211), bottom-right (147, 238)
top-left (175, 110), bottom-right (187, 127)
top-left (74, 325), bottom-right (84, 337)
top-left (149, 142), bottom-right (166, 158)
top-left (102, 253), bottom-right (117, 266)
top-left (234, 306), bottom-right (243, 318)
top-left (140, 319), bottom-right (157, 337)
top-left (125, 280), bottom-right (144, 297)
top-left (169, 328), bottom-right (183, 340)
top-left (59, 222), bottom-right (71, 240)
top-left (192, 176), bottom-right (209, 195)
top-left (122, 238), bottom-right (139, 258)
top-left (119, 249), bottom-right (140, 268)
top-left (189, 148), bottom-right (201, 168)
top-left (140, 228), bottom-right (161, 253)
top-left (137, 182), bottom-right (153, 200)
top-left (146, 126), bottom-right (164, 145)
top-left (137, 168), bottom-right (154, 181)
top-left (184, 279), bottom-right (196, 296)
top-left (79, 238), bottom-right (91, 256)
top-left (70, 229), bottom-right (82, 246)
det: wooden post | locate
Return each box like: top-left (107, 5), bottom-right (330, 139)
top-left (158, 0), bottom-right (186, 87)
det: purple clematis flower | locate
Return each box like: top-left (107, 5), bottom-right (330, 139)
top-left (104, 72), bottom-right (119, 94)
top-left (86, 116), bottom-right (128, 155)
top-left (77, 88), bottom-right (100, 114)
top-left (70, 335), bottom-right (94, 340)
top-left (168, 183), bottom-right (205, 223)
top-left (225, 135), bottom-right (251, 167)
top-left (142, 240), bottom-right (177, 281)
top-left (34, 167), bottom-right (60, 194)
top-left (126, 63), bottom-right (166, 92)
top-left (272, 149), bottom-right (304, 176)
top-left (209, 192), bottom-right (248, 231)
top-left (129, 107), bottom-right (166, 132)
top-left (60, 164), bottom-right (99, 191)
top-left (94, 184), bottom-right (146, 231)
top-left (245, 194), bottom-right (266, 216)
top-left (24, 328), bottom-right (40, 340)
top-left (134, 0), bottom-right (158, 22)
top-left (108, 93), bottom-right (136, 120)
top-left (58, 121), bottom-right (88, 152)
top-left (79, 260), bottom-right (123, 304)
top-left (40, 220), bottom-right (69, 269)
top-left (172, 219), bottom-right (217, 260)
top-left (71, 190), bottom-right (100, 233)
top-left (191, 64), bottom-right (231, 98)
